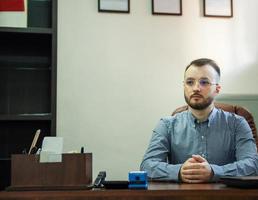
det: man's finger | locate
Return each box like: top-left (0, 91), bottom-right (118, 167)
top-left (181, 169), bottom-right (203, 175)
top-left (182, 174), bottom-right (204, 180)
top-left (182, 163), bottom-right (203, 170)
top-left (192, 154), bottom-right (206, 162)
top-left (188, 158), bottom-right (199, 163)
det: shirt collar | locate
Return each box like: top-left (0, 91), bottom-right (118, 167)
top-left (187, 107), bottom-right (218, 127)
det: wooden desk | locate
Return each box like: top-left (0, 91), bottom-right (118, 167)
top-left (0, 182), bottom-right (258, 200)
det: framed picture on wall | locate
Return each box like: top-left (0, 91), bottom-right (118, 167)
top-left (204, 0), bottom-right (233, 18)
top-left (98, 0), bottom-right (130, 13)
top-left (152, 0), bottom-right (182, 15)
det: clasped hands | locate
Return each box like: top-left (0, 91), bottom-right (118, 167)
top-left (180, 155), bottom-right (213, 183)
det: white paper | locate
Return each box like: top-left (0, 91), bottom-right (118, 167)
top-left (0, 0), bottom-right (27, 28)
top-left (153, 0), bottom-right (181, 14)
top-left (40, 137), bottom-right (63, 163)
top-left (100, 0), bottom-right (128, 11)
top-left (40, 151), bottom-right (62, 163)
top-left (205, 0), bottom-right (231, 16)
top-left (41, 137), bottom-right (63, 154)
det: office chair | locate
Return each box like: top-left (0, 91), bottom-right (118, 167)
top-left (172, 102), bottom-right (258, 150)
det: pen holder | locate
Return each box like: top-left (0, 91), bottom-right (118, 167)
top-left (8, 153), bottom-right (92, 190)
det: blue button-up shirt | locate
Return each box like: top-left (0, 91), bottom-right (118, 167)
top-left (140, 108), bottom-right (258, 181)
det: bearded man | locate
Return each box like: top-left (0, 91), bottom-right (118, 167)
top-left (140, 58), bottom-right (258, 183)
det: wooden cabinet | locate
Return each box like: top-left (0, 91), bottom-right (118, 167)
top-left (0, 0), bottom-right (57, 190)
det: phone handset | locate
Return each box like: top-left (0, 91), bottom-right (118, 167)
top-left (93, 171), bottom-right (106, 188)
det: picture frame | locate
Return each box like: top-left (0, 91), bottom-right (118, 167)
top-left (152, 0), bottom-right (182, 16)
top-left (203, 0), bottom-right (233, 18)
top-left (98, 0), bottom-right (130, 13)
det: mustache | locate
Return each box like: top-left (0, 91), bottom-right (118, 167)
top-left (190, 93), bottom-right (203, 98)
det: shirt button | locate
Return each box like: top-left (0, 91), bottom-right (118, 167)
top-left (201, 136), bottom-right (204, 139)
top-left (202, 154), bottom-right (205, 157)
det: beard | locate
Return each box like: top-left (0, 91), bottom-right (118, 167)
top-left (184, 93), bottom-right (214, 110)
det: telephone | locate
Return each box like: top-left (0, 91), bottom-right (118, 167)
top-left (93, 171), bottom-right (106, 188)
top-left (93, 171), bottom-right (128, 189)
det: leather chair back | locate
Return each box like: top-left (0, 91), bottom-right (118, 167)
top-left (172, 102), bottom-right (258, 150)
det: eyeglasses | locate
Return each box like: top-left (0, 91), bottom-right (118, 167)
top-left (184, 78), bottom-right (218, 88)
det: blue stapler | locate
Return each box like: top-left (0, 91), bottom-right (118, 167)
top-left (128, 171), bottom-right (148, 189)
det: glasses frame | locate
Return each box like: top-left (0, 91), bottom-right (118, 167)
top-left (183, 79), bottom-right (218, 88)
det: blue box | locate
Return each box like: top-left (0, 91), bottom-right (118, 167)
top-left (128, 171), bottom-right (148, 189)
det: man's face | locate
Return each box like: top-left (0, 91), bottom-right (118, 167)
top-left (184, 64), bottom-right (221, 110)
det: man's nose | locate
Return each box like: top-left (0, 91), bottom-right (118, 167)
top-left (192, 81), bottom-right (201, 91)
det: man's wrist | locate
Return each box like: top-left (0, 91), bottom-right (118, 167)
top-left (178, 166), bottom-right (183, 182)
top-left (209, 165), bottom-right (215, 182)
top-left (210, 164), bottom-right (223, 182)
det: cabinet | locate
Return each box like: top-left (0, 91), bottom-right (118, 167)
top-left (0, 0), bottom-right (57, 190)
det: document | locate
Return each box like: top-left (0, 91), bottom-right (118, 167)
top-left (40, 137), bottom-right (63, 163)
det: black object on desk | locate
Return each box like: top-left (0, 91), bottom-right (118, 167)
top-left (103, 181), bottom-right (129, 189)
top-left (93, 171), bottom-right (129, 189)
top-left (220, 176), bottom-right (258, 188)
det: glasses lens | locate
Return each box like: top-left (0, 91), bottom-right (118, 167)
top-left (185, 79), bottom-right (194, 86)
top-left (199, 79), bottom-right (211, 87)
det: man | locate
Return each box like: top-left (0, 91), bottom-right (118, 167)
top-left (140, 58), bottom-right (258, 183)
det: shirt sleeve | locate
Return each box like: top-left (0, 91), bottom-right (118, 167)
top-left (210, 117), bottom-right (258, 181)
top-left (140, 118), bottom-right (182, 182)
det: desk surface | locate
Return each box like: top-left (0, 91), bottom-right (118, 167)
top-left (1, 182), bottom-right (258, 200)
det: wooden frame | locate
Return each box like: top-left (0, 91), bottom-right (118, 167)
top-left (152, 0), bottom-right (182, 16)
top-left (204, 0), bottom-right (233, 18)
top-left (98, 0), bottom-right (130, 13)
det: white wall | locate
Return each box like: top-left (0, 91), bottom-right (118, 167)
top-left (57, 0), bottom-right (258, 180)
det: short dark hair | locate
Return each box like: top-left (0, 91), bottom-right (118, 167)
top-left (185, 58), bottom-right (220, 77)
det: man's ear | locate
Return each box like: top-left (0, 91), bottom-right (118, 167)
top-left (216, 84), bottom-right (221, 94)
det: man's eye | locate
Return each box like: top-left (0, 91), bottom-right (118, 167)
top-left (186, 80), bottom-right (194, 85)
top-left (199, 80), bottom-right (210, 86)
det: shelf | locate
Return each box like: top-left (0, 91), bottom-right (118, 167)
top-left (0, 0), bottom-right (57, 190)
top-left (0, 158), bottom-right (11, 161)
top-left (0, 67), bottom-right (51, 71)
top-left (0, 55), bottom-right (50, 65)
top-left (0, 114), bottom-right (52, 121)
top-left (0, 27), bottom-right (52, 34)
